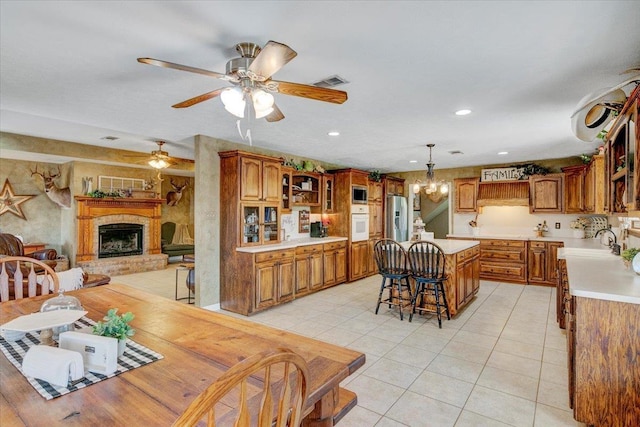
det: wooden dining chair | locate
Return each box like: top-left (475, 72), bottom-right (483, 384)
top-left (373, 239), bottom-right (412, 321)
top-left (0, 256), bottom-right (59, 302)
top-left (172, 348), bottom-right (309, 427)
top-left (407, 241), bottom-right (450, 327)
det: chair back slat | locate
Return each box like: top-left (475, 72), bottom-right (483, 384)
top-left (374, 239), bottom-right (408, 276)
top-left (0, 256), bottom-right (59, 301)
top-left (407, 241), bottom-right (446, 280)
top-left (173, 348), bottom-right (308, 427)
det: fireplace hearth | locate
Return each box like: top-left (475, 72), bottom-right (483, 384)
top-left (99, 223), bottom-right (143, 258)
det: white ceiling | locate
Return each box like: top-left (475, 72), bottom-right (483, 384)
top-left (1, 1), bottom-right (639, 173)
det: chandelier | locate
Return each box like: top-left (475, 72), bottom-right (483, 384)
top-left (413, 144), bottom-right (449, 201)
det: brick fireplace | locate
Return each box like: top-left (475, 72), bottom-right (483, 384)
top-left (75, 196), bottom-right (167, 275)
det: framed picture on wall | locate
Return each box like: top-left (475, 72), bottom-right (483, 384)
top-left (299, 209), bottom-right (310, 233)
top-left (413, 193), bottom-right (421, 211)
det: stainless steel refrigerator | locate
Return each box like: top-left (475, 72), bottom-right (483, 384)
top-left (385, 195), bottom-right (408, 241)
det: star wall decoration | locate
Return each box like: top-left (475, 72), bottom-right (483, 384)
top-left (0, 179), bottom-right (35, 220)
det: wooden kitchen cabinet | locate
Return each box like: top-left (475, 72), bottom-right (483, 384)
top-left (255, 250), bottom-right (295, 310)
top-left (369, 180), bottom-right (383, 202)
top-left (321, 174), bottom-right (334, 213)
top-left (295, 244), bottom-right (324, 296)
top-left (281, 167), bottom-right (293, 213)
top-left (239, 155), bottom-right (281, 203)
top-left (530, 174), bottom-right (564, 213)
top-left (584, 154), bottom-right (604, 214)
top-left (528, 240), bottom-right (563, 286)
top-left (350, 240), bottom-right (370, 281)
top-left (562, 164), bottom-right (586, 213)
top-left (384, 176), bottom-right (405, 196)
top-left (292, 172), bottom-right (321, 207)
top-left (369, 179), bottom-right (384, 239)
top-left (478, 239), bottom-right (527, 284)
top-left (556, 258), bottom-right (569, 329)
top-left (455, 246), bottom-right (480, 308)
top-left (323, 241), bottom-right (347, 287)
top-left (454, 177), bottom-right (479, 213)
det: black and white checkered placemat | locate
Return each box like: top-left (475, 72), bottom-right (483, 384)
top-left (0, 316), bottom-right (164, 400)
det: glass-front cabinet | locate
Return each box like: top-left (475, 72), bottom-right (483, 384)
top-left (241, 204), bottom-right (280, 246)
top-left (281, 167), bottom-right (293, 213)
top-left (322, 174), bottom-right (334, 212)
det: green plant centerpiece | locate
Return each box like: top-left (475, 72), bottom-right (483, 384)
top-left (621, 248), bottom-right (640, 267)
top-left (368, 170), bottom-right (382, 182)
top-left (93, 308), bottom-right (135, 340)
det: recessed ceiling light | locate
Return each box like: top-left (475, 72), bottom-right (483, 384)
top-left (409, 160), bottom-right (418, 163)
top-left (455, 109), bottom-right (472, 116)
top-left (327, 131), bottom-right (340, 136)
top-left (498, 151), bottom-right (509, 155)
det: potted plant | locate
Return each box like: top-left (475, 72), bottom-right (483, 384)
top-left (92, 308), bottom-right (135, 356)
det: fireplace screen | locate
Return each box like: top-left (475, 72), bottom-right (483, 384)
top-left (98, 223), bottom-right (143, 258)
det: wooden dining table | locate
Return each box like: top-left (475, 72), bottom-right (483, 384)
top-left (0, 284), bottom-right (365, 426)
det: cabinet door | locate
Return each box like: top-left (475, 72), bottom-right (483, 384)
top-left (471, 257), bottom-right (480, 294)
top-left (367, 239), bottom-right (377, 276)
top-left (369, 181), bottom-right (383, 202)
top-left (240, 157), bottom-right (263, 201)
top-left (528, 242), bottom-right (546, 283)
top-left (350, 241), bottom-right (367, 280)
top-left (255, 262), bottom-right (277, 309)
top-left (454, 178), bottom-right (479, 213)
top-left (310, 253), bottom-right (324, 290)
top-left (335, 248), bottom-right (347, 284)
top-left (456, 262), bottom-right (466, 306)
top-left (464, 259), bottom-right (474, 301)
top-left (584, 161), bottom-right (596, 213)
top-left (323, 175), bottom-right (334, 212)
top-left (530, 174), bottom-right (564, 213)
top-left (282, 168), bottom-right (293, 213)
top-left (262, 160), bottom-right (281, 202)
top-left (369, 202), bottom-right (383, 238)
top-left (323, 251), bottom-right (336, 286)
top-left (278, 259), bottom-right (295, 302)
top-left (295, 257), bottom-right (310, 295)
top-left (262, 205), bottom-right (280, 244)
top-left (547, 242), bottom-right (563, 284)
top-left (563, 167), bottom-right (585, 213)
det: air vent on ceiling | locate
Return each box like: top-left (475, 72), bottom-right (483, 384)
top-left (448, 150), bottom-right (464, 155)
top-left (101, 136), bottom-right (119, 141)
top-left (313, 75), bottom-right (349, 88)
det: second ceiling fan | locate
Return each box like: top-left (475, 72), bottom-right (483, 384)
top-left (138, 40), bottom-right (348, 122)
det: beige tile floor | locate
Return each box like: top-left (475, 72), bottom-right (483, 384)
top-left (112, 266), bottom-right (585, 427)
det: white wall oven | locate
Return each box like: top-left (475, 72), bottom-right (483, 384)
top-left (351, 205), bottom-right (370, 242)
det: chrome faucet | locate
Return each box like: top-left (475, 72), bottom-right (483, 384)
top-left (595, 228), bottom-right (620, 255)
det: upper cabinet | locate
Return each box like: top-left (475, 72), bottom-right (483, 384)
top-left (562, 164), bottom-right (586, 213)
top-left (321, 174), bottom-right (334, 213)
top-left (368, 180), bottom-right (383, 202)
top-left (281, 167), bottom-right (293, 213)
top-left (454, 177), bottom-right (479, 213)
top-left (292, 172), bottom-right (321, 207)
top-left (530, 174), bottom-right (564, 213)
top-left (239, 155), bottom-right (281, 203)
top-left (584, 155), bottom-right (605, 214)
top-left (384, 176), bottom-right (405, 196)
top-left (605, 85), bottom-right (638, 214)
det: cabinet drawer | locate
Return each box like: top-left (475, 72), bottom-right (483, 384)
top-left (323, 241), bottom-right (346, 251)
top-left (480, 262), bottom-right (526, 280)
top-left (457, 247), bottom-right (479, 262)
top-left (255, 249), bottom-right (295, 263)
top-left (480, 240), bottom-right (526, 248)
top-left (295, 244), bottom-right (323, 256)
top-left (471, 246), bottom-right (480, 257)
top-left (480, 248), bottom-right (526, 263)
top-left (529, 241), bottom-right (546, 249)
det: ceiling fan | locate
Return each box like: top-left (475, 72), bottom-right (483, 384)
top-left (146, 141), bottom-right (175, 169)
top-left (137, 40), bottom-right (348, 122)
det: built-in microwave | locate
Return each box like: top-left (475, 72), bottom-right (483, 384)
top-left (352, 185), bottom-right (368, 204)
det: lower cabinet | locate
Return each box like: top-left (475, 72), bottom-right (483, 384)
top-left (323, 241), bottom-right (347, 287)
top-left (254, 250), bottom-right (295, 311)
top-left (349, 240), bottom-right (371, 281)
top-left (528, 241), bottom-right (563, 286)
top-left (295, 244), bottom-right (324, 296)
top-left (478, 239), bottom-right (527, 283)
top-left (454, 246), bottom-right (480, 310)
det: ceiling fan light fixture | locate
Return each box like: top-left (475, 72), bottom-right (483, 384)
top-left (148, 158), bottom-right (169, 169)
top-left (221, 87), bottom-right (246, 118)
top-left (252, 89), bottom-right (275, 119)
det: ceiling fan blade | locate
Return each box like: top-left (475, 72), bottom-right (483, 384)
top-left (265, 104), bottom-right (285, 122)
top-left (172, 88), bottom-right (226, 108)
top-left (272, 80), bottom-right (348, 104)
top-left (248, 41), bottom-right (297, 80)
top-left (137, 57), bottom-right (231, 81)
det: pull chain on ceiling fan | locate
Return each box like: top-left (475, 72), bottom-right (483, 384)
top-left (138, 40), bottom-right (348, 123)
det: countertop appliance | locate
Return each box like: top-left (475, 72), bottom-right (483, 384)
top-left (386, 195), bottom-right (408, 242)
top-left (351, 205), bottom-right (369, 242)
top-left (310, 221), bottom-right (328, 237)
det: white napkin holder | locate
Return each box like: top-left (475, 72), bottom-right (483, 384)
top-left (420, 231), bottom-right (435, 241)
top-left (59, 331), bottom-right (118, 375)
top-left (22, 345), bottom-right (84, 387)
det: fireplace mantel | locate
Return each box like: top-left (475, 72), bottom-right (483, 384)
top-left (75, 196), bottom-right (163, 262)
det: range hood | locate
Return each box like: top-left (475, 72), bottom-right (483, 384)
top-left (477, 181), bottom-right (530, 206)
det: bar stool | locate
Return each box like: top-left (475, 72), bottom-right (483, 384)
top-left (175, 254), bottom-right (195, 304)
top-left (407, 241), bottom-right (450, 327)
top-left (373, 239), bottom-right (412, 321)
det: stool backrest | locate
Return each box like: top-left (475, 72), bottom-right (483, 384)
top-left (407, 241), bottom-right (446, 280)
top-left (0, 256), bottom-right (59, 301)
top-left (373, 239), bottom-right (408, 276)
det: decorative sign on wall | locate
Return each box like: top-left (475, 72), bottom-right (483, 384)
top-left (0, 179), bottom-right (35, 220)
top-left (481, 167), bottom-right (526, 182)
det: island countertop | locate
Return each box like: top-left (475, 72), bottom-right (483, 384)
top-left (447, 234), bottom-right (607, 250)
top-left (236, 236), bottom-right (348, 253)
top-left (400, 238), bottom-right (479, 254)
top-left (560, 248), bottom-right (640, 305)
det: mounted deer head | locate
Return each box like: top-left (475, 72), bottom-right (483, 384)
top-left (30, 165), bottom-right (71, 208)
top-left (166, 178), bottom-right (188, 206)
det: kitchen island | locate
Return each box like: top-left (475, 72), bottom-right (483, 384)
top-left (401, 239), bottom-right (480, 316)
top-left (558, 249), bottom-right (639, 427)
